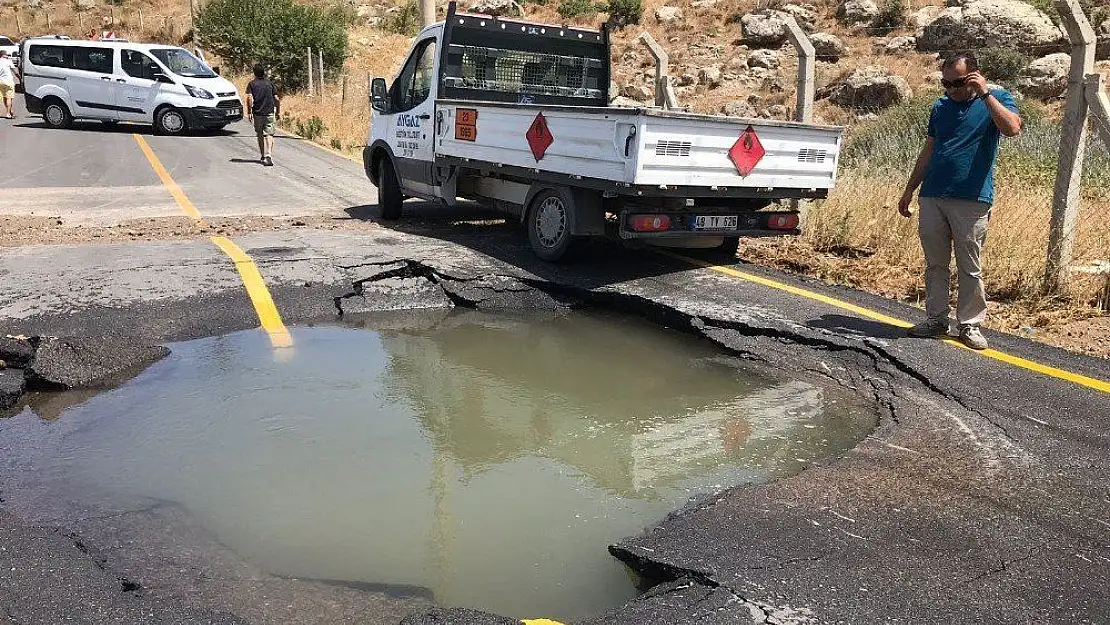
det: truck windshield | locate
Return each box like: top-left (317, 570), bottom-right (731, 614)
top-left (150, 48), bottom-right (216, 78)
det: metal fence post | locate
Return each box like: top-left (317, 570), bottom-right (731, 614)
top-left (307, 46), bottom-right (314, 96)
top-left (1045, 0), bottom-right (1096, 294)
top-left (639, 33), bottom-right (678, 110)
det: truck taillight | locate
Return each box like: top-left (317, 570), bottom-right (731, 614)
top-left (628, 215), bottom-right (671, 232)
top-left (767, 214), bottom-right (800, 230)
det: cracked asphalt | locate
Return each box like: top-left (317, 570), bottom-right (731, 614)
top-left (2, 107), bottom-right (1109, 624)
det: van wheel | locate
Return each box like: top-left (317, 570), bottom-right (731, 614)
top-left (527, 188), bottom-right (579, 262)
top-left (155, 107), bottom-right (188, 135)
top-left (43, 100), bottom-right (72, 129)
top-left (377, 158), bottom-right (403, 220)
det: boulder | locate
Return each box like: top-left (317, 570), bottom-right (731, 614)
top-left (828, 66), bottom-right (913, 111)
top-left (917, 0), bottom-right (1065, 54)
top-left (810, 33), bottom-right (848, 62)
top-left (655, 5), bottom-right (683, 23)
top-left (1016, 52), bottom-right (1070, 99)
top-left (782, 3), bottom-right (818, 28)
top-left (733, 66), bottom-right (777, 88)
top-left (878, 35), bottom-right (917, 53)
top-left (621, 83), bottom-right (653, 100)
top-left (692, 0), bottom-right (718, 9)
top-left (468, 0), bottom-right (523, 17)
top-left (73, 0), bottom-right (96, 10)
top-left (0, 336), bottom-right (34, 369)
top-left (766, 104), bottom-right (790, 118)
top-left (722, 100), bottom-right (758, 117)
top-left (0, 369), bottom-right (24, 411)
top-left (675, 74), bottom-right (697, 86)
top-left (741, 11), bottom-right (790, 46)
top-left (699, 65), bottom-right (723, 87)
top-left (26, 337), bottom-right (170, 390)
top-left (910, 5), bottom-right (944, 30)
top-left (747, 49), bottom-right (781, 69)
top-left (837, 0), bottom-right (879, 24)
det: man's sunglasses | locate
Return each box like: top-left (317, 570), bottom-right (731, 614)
top-left (941, 76), bottom-right (968, 89)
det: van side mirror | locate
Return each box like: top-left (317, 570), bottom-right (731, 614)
top-left (152, 72), bottom-right (173, 84)
top-left (371, 77), bottom-right (389, 113)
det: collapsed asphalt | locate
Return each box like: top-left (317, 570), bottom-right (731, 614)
top-left (1, 201), bottom-right (1108, 624)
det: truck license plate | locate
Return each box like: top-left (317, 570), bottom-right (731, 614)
top-left (693, 215), bottom-right (738, 230)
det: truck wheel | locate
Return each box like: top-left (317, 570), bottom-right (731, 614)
top-left (42, 99), bottom-right (72, 129)
top-left (155, 107), bottom-right (188, 135)
top-left (527, 189), bottom-right (579, 262)
top-left (377, 158), bottom-right (403, 220)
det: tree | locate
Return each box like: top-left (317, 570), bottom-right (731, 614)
top-left (195, 0), bottom-right (350, 91)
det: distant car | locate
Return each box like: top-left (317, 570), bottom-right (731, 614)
top-left (0, 35), bottom-right (18, 60)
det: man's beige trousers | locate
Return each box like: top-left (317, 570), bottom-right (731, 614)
top-left (918, 196), bottom-right (991, 327)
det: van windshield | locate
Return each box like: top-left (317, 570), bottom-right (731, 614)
top-left (150, 48), bottom-right (216, 78)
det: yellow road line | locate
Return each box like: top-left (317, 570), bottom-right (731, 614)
top-left (209, 236), bottom-right (294, 349)
top-left (671, 253), bottom-right (1110, 396)
top-left (133, 134), bottom-right (292, 349)
top-left (522, 620), bottom-right (566, 625)
top-left (133, 134), bottom-right (204, 221)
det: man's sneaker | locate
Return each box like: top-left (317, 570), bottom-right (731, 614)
top-left (263, 156), bottom-right (274, 167)
top-left (959, 325), bottom-right (988, 350)
top-left (907, 318), bottom-right (948, 338)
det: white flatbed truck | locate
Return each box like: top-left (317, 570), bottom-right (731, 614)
top-left (364, 2), bottom-right (843, 261)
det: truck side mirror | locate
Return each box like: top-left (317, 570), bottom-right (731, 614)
top-left (371, 77), bottom-right (389, 113)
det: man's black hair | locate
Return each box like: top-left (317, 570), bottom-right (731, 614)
top-left (942, 52), bottom-right (979, 72)
top-left (253, 64), bottom-right (266, 79)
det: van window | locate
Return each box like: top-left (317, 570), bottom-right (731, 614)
top-left (149, 48), bottom-right (215, 78)
top-left (121, 50), bottom-right (163, 80)
top-left (71, 47), bottom-right (113, 74)
top-left (0, 37), bottom-right (13, 47)
top-left (28, 44), bottom-right (68, 68)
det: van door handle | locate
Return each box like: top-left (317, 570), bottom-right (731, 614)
top-left (100, 76), bottom-right (111, 80)
top-left (116, 78), bottom-right (126, 83)
top-left (417, 114), bottom-right (431, 120)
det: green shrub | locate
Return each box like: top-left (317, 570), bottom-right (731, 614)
top-left (330, 137), bottom-right (343, 150)
top-left (607, 0), bottom-right (642, 27)
top-left (195, 0), bottom-right (349, 91)
top-left (977, 48), bottom-right (1031, 83)
top-left (295, 116), bottom-right (327, 140)
top-left (382, 0), bottom-right (421, 36)
top-left (558, 0), bottom-right (603, 19)
top-left (869, 0), bottom-right (905, 34)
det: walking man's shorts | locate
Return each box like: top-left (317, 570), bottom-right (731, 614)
top-left (254, 113), bottom-right (276, 137)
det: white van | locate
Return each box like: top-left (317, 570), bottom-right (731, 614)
top-left (19, 38), bottom-right (242, 134)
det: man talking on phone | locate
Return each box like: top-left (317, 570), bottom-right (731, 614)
top-left (898, 52), bottom-right (1022, 350)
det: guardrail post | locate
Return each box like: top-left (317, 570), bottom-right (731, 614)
top-left (639, 32), bottom-right (678, 110)
top-left (1045, 0), bottom-right (1096, 294)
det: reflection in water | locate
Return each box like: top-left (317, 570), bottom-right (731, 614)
top-left (0, 312), bottom-right (877, 620)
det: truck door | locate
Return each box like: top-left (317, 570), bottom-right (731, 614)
top-left (387, 35), bottom-right (438, 196)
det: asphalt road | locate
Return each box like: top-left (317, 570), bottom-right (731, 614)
top-left (1, 97), bottom-right (1109, 624)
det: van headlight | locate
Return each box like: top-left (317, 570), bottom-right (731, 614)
top-left (184, 85), bottom-right (214, 99)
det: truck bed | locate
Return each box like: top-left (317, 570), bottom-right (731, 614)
top-left (435, 99), bottom-right (842, 197)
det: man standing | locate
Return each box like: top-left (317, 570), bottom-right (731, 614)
top-left (0, 50), bottom-right (18, 119)
top-left (898, 53), bottom-right (1022, 350)
top-left (246, 64), bottom-right (280, 166)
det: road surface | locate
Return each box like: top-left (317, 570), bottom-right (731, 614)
top-left (1, 98), bottom-right (1109, 625)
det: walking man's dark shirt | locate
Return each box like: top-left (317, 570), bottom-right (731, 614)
top-left (247, 78), bottom-right (277, 117)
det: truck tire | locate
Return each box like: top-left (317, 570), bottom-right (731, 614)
top-left (155, 107), bottom-right (188, 136)
top-left (378, 158), bottom-right (403, 220)
top-left (527, 188), bottom-right (579, 262)
top-left (42, 99), bottom-right (72, 129)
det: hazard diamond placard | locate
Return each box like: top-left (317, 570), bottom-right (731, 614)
top-left (526, 112), bottom-right (554, 162)
top-left (728, 126), bottom-right (765, 177)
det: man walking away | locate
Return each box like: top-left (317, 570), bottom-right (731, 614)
top-left (898, 52), bottom-right (1022, 350)
top-left (246, 64), bottom-right (280, 166)
top-left (0, 50), bottom-right (18, 119)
